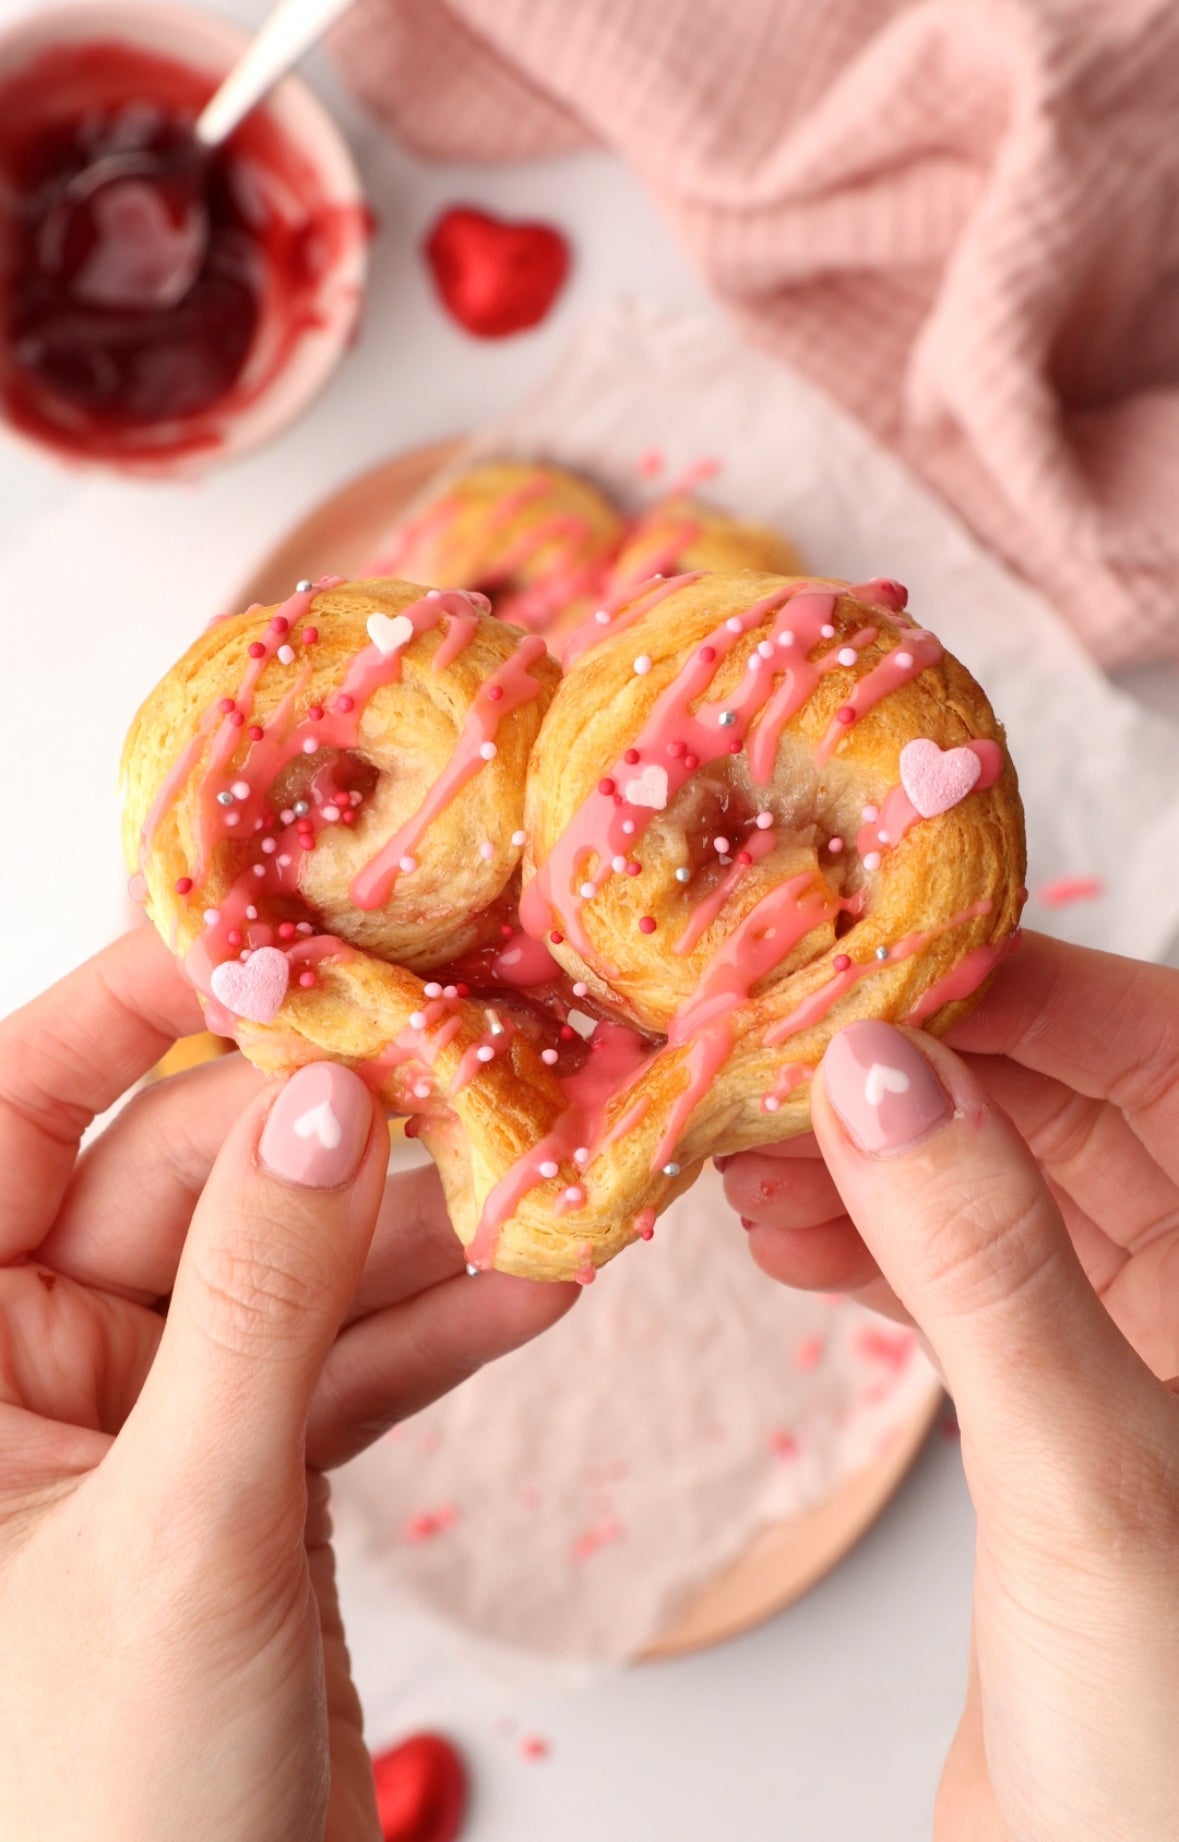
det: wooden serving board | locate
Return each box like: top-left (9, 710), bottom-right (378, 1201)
top-left (230, 440), bottom-right (944, 1660)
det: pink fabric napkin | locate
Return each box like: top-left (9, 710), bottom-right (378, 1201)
top-left (335, 0), bottom-right (1179, 668)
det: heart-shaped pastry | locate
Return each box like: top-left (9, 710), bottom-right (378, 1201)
top-left (209, 945), bottom-right (289, 1023)
top-left (423, 206), bottom-right (569, 339)
top-left (371, 1732), bottom-right (467, 1842)
top-left (900, 737), bottom-right (983, 818)
top-left (124, 570), bottom-right (1024, 1283)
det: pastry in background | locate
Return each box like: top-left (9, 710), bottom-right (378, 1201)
top-left (366, 460), bottom-right (625, 642)
top-left (609, 494), bottom-right (802, 589)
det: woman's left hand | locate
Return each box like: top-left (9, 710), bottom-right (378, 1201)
top-left (0, 928), bottom-right (576, 1842)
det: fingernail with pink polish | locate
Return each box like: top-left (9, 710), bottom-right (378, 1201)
top-left (822, 1021), bottom-right (951, 1156)
top-left (259, 1063), bottom-right (372, 1189)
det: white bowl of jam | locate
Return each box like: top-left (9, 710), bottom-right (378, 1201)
top-left (0, 1), bottom-right (369, 473)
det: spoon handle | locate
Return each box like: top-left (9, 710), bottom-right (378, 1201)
top-left (195, 0), bottom-right (358, 149)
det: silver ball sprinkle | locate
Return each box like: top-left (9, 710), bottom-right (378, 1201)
top-left (295, 578), bottom-right (313, 593)
top-left (675, 866), bottom-right (691, 883)
top-left (662, 1161), bottom-right (681, 1177)
top-left (216, 790), bottom-right (234, 806)
top-left (465, 1262), bottom-right (480, 1278)
top-left (875, 946), bottom-right (890, 961)
top-left (718, 710), bottom-right (737, 727)
top-left (293, 799), bottom-right (310, 817)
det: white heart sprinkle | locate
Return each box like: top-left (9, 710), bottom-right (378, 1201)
top-left (292, 1100), bottom-right (342, 1149)
top-left (623, 764), bottom-right (669, 810)
top-left (367, 612), bottom-right (414, 655)
top-left (864, 1063), bottom-right (911, 1107)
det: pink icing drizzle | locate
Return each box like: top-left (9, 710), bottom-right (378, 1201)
top-left (350, 632), bottom-right (549, 910)
top-left (465, 1021), bottom-right (651, 1268)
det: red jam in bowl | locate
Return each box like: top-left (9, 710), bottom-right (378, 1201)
top-left (0, 40), bottom-right (368, 466)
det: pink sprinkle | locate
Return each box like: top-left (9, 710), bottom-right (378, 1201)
top-left (795, 1334), bottom-right (824, 1371)
top-left (863, 851), bottom-right (881, 871)
top-left (229, 711), bottom-right (245, 727)
top-left (762, 1095), bottom-right (780, 1112)
top-left (175, 876), bottom-right (193, 895)
top-left (564, 1184), bottom-right (585, 1206)
top-left (301, 626), bottom-right (318, 644)
top-left (598, 777), bottom-right (616, 795)
top-left (833, 953), bottom-right (852, 971)
top-left (308, 704), bottom-right (323, 721)
top-left (638, 916), bottom-right (657, 934)
top-left (226, 929), bottom-right (242, 948)
top-left (277, 921), bottom-right (296, 939)
top-left (736, 850), bottom-right (752, 865)
top-left (729, 739), bottom-right (742, 754)
top-left (836, 706), bottom-right (856, 726)
top-left (248, 724), bottom-right (264, 741)
top-left (625, 860), bottom-right (642, 876)
top-left (1036, 875), bottom-right (1104, 908)
top-left (487, 684), bottom-right (504, 701)
top-left (248, 641), bottom-right (265, 659)
top-left (270, 615), bottom-right (289, 634)
top-left (683, 752), bottom-right (699, 771)
top-left (479, 841), bottom-right (495, 860)
top-left (519, 1736), bottom-right (550, 1762)
top-left (218, 697), bottom-right (235, 714)
top-left (828, 837), bottom-right (844, 854)
top-left (624, 748), bottom-right (640, 765)
top-left (541, 1048), bottom-right (559, 1065)
top-left (336, 694), bottom-right (354, 713)
top-left (298, 971), bottom-right (316, 989)
top-left (699, 646), bottom-right (716, 664)
top-left (405, 1506), bottom-right (459, 1544)
top-left (861, 804), bottom-right (879, 822)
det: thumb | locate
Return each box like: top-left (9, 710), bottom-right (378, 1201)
top-left (811, 1020), bottom-right (1160, 1508)
top-left (120, 1061), bottom-right (386, 1508)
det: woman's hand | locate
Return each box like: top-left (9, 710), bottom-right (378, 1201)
top-left (0, 929), bottom-right (576, 1842)
top-left (721, 934), bottom-right (1179, 1839)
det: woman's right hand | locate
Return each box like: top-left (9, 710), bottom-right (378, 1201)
top-left (724, 932), bottom-right (1179, 1382)
top-left (720, 934), bottom-right (1179, 1839)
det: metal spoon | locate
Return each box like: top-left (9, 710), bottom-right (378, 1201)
top-left (42, 0), bottom-right (357, 313)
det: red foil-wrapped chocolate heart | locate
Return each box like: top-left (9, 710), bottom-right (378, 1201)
top-left (423, 205), bottom-right (569, 337)
top-left (372, 1731), bottom-right (467, 1842)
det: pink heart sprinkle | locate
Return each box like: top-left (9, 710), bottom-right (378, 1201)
top-left (210, 945), bottom-right (289, 1023)
top-left (899, 739), bottom-right (982, 819)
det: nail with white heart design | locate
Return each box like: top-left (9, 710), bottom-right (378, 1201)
top-left (259, 1063), bottom-right (372, 1187)
top-left (292, 1100), bottom-right (342, 1150)
top-left (822, 1020), bottom-right (950, 1154)
top-left (864, 1062), bottom-right (911, 1107)
top-left (367, 612), bottom-right (415, 656)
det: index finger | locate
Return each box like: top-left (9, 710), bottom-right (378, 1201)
top-left (946, 931), bottom-right (1179, 1185)
top-left (0, 927), bottom-right (203, 1258)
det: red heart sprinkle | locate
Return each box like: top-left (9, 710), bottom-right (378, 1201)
top-left (423, 206), bottom-right (570, 339)
top-left (372, 1732), bottom-right (467, 1842)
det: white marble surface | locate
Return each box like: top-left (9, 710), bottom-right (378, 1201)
top-left (2, 2), bottom-right (1175, 1836)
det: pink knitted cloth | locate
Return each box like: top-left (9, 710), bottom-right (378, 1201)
top-left (335, 0), bottom-right (1179, 668)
